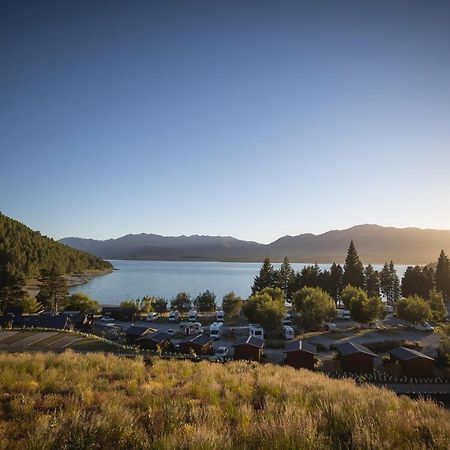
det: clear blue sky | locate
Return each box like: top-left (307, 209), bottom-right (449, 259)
top-left (1, 1), bottom-right (450, 243)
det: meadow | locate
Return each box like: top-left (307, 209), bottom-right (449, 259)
top-left (0, 352), bottom-right (449, 449)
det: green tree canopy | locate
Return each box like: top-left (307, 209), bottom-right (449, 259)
top-left (251, 257), bottom-right (277, 294)
top-left (401, 266), bottom-right (434, 299)
top-left (171, 292), bottom-right (192, 312)
top-left (364, 264), bottom-right (380, 298)
top-left (396, 295), bottom-right (432, 324)
top-left (341, 241), bottom-right (365, 289)
top-left (428, 290), bottom-right (448, 323)
top-left (36, 268), bottom-right (69, 312)
top-left (340, 285), bottom-right (366, 310)
top-left (221, 292), bottom-right (243, 318)
top-left (152, 297), bottom-right (168, 313)
top-left (435, 250), bottom-right (450, 300)
top-left (0, 252), bottom-right (27, 313)
top-left (65, 293), bottom-right (98, 314)
top-left (380, 261), bottom-right (401, 304)
top-left (348, 291), bottom-right (384, 324)
top-left (194, 290), bottom-right (217, 312)
top-left (278, 257), bottom-right (294, 301)
top-left (242, 292), bottom-right (286, 332)
top-left (292, 287), bottom-right (336, 331)
top-left (329, 263), bottom-right (343, 304)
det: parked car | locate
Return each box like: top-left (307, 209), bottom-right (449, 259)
top-left (188, 310), bottom-right (198, 323)
top-left (146, 312), bottom-right (159, 322)
top-left (214, 346), bottom-right (229, 360)
top-left (167, 328), bottom-right (175, 336)
top-left (412, 321), bottom-right (434, 332)
top-left (282, 325), bottom-right (295, 340)
top-left (100, 316), bottom-right (115, 322)
top-left (169, 310), bottom-right (180, 323)
top-left (323, 322), bottom-right (337, 331)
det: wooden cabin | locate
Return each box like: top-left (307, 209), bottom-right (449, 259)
top-left (232, 336), bottom-right (264, 362)
top-left (284, 340), bottom-right (317, 370)
top-left (92, 322), bottom-right (122, 340)
top-left (124, 325), bottom-right (156, 344)
top-left (178, 334), bottom-right (214, 356)
top-left (389, 347), bottom-right (434, 378)
top-left (336, 342), bottom-right (377, 373)
top-left (101, 306), bottom-right (138, 322)
top-left (136, 330), bottom-right (172, 351)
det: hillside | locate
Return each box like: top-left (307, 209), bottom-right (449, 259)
top-left (60, 224), bottom-right (450, 264)
top-left (0, 352), bottom-right (449, 449)
top-left (0, 213), bottom-right (112, 276)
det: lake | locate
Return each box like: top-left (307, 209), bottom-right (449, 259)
top-left (70, 260), bottom-right (409, 306)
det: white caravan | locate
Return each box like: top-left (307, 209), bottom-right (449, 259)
top-left (249, 323), bottom-right (264, 340)
top-left (209, 321), bottom-right (224, 339)
top-left (216, 310), bottom-right (225, 322)
top-left (188, 310), bottom-right (198, 323)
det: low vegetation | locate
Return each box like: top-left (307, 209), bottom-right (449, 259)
top-left (0, 352), bottom-right (449, 449)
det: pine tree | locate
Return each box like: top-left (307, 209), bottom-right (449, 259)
top-left (380, 261), bottom-right (401, 304)
top-left (278, 257), bottom-right (294, 301)
top-left (329, 263), bottom-right (343, 305)
top-left (37, 268), bottom-right (69, 312)
top-left (0, 252), bottom-right (27, 312)
top-left (364, 264), bottom-right (380, 297)
top-left (341, 241), bottom-right (365, 289)
top-left (435, 250), bottom-right (450, 300)
top-left (252, 257), bottom-right (277, 294)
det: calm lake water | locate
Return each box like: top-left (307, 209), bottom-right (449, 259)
top-left (70, 260), bottom-right (409, 306)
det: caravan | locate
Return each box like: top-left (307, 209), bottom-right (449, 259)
top-left (216, 310), bottom-right (225, 322)
top-left (209, 322), bottom-right (224, 339)
top-left (188, 310), bottom-right (198, 323)
top-left (169, 310), bottom-right (180, 323)
top-left (249, 323), bottom-right (264, 340)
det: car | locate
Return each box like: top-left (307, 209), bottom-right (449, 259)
top-left (214, 346), bottom-right (229, 360)
top-left (323, 322), bottom-right (337, 331)
top-left (167, 328), bottom-right (175, 336)
top-left (100, 316), bottom-right (115, 322)
top-left (412, 322), bottom-right (434, 332)
top-left (146, 312), bottom-right (159, 321)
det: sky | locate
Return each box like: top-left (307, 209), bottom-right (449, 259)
top-left (1, 0), bottom-right (450, 243)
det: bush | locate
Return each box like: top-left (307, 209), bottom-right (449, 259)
top-left (396, 296), bottom-right (432, 324)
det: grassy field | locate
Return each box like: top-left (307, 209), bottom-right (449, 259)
top-left (0, 352), bottom-right (449, 449)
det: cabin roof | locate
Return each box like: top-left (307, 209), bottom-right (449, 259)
top-left (136, 330), bottom-right (171, 343)
top-left (390, 346), bottom-right (434, 361)
top-left (124, 325), bottom-right (156, 336)
top-left (180, 333), bottom-right (213, 346)
top-left (336, 341), bottom-right (377, 358)
top-left (284, 340), bottom-right (317, 355)
top-left (22, 314), bottom-right (69, 330)
top-left (233, 336), bottom-right (265, 348)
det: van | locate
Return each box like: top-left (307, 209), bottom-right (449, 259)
top-left (188, 310), bottom-right (197, 323)
top-left (282, 325), bottom-right (295, 340)
top-left (216, 310), bottom-right (225, 322)
top-left (180, 321), bottom-right (203, 334)
top-left (209, 321), bottom-right (224, 339)
top-left (249, 323), bottom-right (264, 340)
top-left (169, 310), bottom-right (180, 323)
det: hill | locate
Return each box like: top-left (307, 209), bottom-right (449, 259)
top-left (0, 352), bottom-right (449, 449)
top-left (60, 224), bottom-right (450, 264)
top-left (0, 213), bottom-right (112, 276)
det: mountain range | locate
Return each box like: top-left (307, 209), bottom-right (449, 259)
top-left (59, 224), bottom-right (450, 265)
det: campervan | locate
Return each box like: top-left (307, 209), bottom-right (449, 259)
top-left (209, 321), bottom-right (224, 339)
top-left (249, 323), bottom-right (264, 340)
top-left (282, 325), bottom-right (295, 340)
top-left (216, 310), bottom-right (225, 322)
top-left (180, 321), bottom-right (202, 334)
top-left (169, 310), bottom-right (180, 323)
top-left (188, 310), bottom-right (198, 323)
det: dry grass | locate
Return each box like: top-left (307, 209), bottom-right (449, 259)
top-left (0, 352), bottom-right (449, 449)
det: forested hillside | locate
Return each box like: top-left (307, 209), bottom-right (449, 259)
top-left (0, 213), bottom-right (112, 277)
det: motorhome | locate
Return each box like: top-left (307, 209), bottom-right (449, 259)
top-left (249, 323), bottom-right (264, 340)
top-left (216, 310), bottom-right (225, 322)
top-left (282, 325), bottom-right (295, 340)
top-left (180, 321), bottom-right (202, 334)
top-left (188, 310), bottom-right (197, 323)
top-left (336, 309), bottom-right (351, 320)
top-left (209, 321), bottom-right (224, 339)
top-left (169, 310), bottom-right (180, 323)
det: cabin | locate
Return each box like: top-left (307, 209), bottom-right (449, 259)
top-left (101, 306), bottom-right (138, 322)
top-left (389, 347), bottom-right (435, 378)
top-left (178, 334), bottom-right (214, 356)
top-left (135, 330), bottom-right (172, 351)
top-left (92, 322), bottom-right (122, 339)
top-left (336, 342), bottom-right (377, 373)
top-left (232, 336), bottom-right (264, 362)
top-left (22, 314), bottom-right (72, 330)
top-left (124, 325), bottom-right (156, 344)
top-left (284, 340), bottom-right (317, 370)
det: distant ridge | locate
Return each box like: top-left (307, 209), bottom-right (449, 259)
top-left (59, 224), bottom-right (450, 265)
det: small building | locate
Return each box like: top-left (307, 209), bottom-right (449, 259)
top-left (92, 322), bottom-right (122, 340)
top-left (136, 330), bottom-right (172, 351)
top-left (389, 347), bottom-right (435, 378)
top-left (101, 306), bottom-right (138, 322)
top-left (178, 333), bottom-right (214, 356)
top-left (232, 336), bottom-right (264, 362)
top-left (124, 325), bottom-right (156, 344)
top-left (23, 314), bottom-right (71, 330)
top-left (284, 340), bottom-right (317, 370)
top-left (336, 342), bottom-right (377, 373)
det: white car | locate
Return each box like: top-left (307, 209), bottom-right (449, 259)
top-left (146, 312), bottom-right (159, 322)
top-left (413, 322), bottom-right (434, 332)
top-left (100, 316), bottom-right (115, 322)
top-left (214, 346), bottom-right (229, 360)
top-left (323, 322), bottom-right (337, 331)
top-left (167, 328), bottom-right (175, 336)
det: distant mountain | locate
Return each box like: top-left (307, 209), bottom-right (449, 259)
top-left (59, 224), bottom-right (450, 264)
top-left (0, 213), bottom-right (112, 277)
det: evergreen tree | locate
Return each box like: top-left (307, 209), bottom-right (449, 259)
top-left (380, 261), bottom-right (401, 304)
top-left (300, 264), bottom-right (321, 288)
top-left (329, 263), bottom-right (343, 305)
top-left (287, 271), bottom-right (302, 300)
top-left (342, 241), bottom-right (365, 289)
top-left (251, 257), bottom-right (277, 294)
top-left (36, 268), bottom-right (69, 312)
top-left (401, 265), bottom-right (434, 299)
top-left (277, 257), bottom-right (294, 301)
top-left (364, 264), bottom-right (380, 298)
top-left (435, 250), bottom-right (450, 300)
top-left (0, 252), bottom-right (27, 312)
